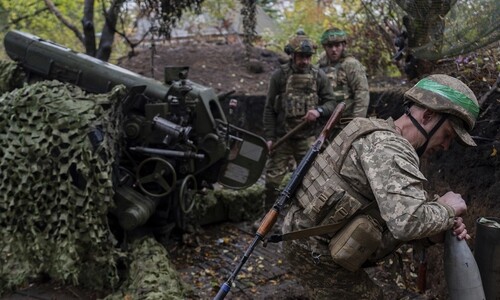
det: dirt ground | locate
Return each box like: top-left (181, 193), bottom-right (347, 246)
top-left (118, 41), bottom-right (284, 97)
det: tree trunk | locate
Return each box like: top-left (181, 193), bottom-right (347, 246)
top-left (394, 0), bottom-right (458, 79)
top-left (82, 0), bottom-right (97, 57)
top-left (96, 0), bottom-right (125, 62)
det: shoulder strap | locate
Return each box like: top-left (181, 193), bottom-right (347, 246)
top-left (267, 201), bottom-right (376, 244)
top-left (269, 118), bottom-right (397, 243)
top-left (329, 118), bottom-right (396, 171)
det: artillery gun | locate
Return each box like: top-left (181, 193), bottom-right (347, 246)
top-left (3, 30), bottom-right (267, 237)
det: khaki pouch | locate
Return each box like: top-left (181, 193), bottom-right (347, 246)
top-left (328, 215), bottom-right (382, 272)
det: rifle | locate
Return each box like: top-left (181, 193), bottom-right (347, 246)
top-left (270, 120), bottom-right (309, 152)
top-left (416, 247), bottom-right (427, 293)
top-left (213, 102), bottom-right (346, 300)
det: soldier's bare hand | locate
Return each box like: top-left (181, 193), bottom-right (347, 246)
top-left (437, 191), bottom-right (467, 217)
top-left (266, 140), bottom-right (273, 153)
top-left (303, 109), bottom-right (320, 122)
top-left (452, 217), bottom-right (470, 240)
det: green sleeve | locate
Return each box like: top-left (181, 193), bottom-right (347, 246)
top-left (344, 58), bottom-right (370, 118)
top-left (262, 70), bottom-right (281, 141)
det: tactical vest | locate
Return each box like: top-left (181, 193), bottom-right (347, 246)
top-left (323, 57), bottom-right (355, 102)
top-left (274, 64), bottom-right (320, 135)
top-left (295, 118), bottom-right (397, 227)
top-left (280, 64), bottom-right (319, 118)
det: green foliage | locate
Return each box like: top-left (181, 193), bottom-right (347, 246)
top-left (0, 0), bottom-right (206, 62)
top-left (257, 0), bottom-right (282, 20)
top-left (203, 0), bottom-right (235, 24)
top-left (259, 0), bottom-right (401, 77)
top-left (0, 0), bottom-right (115, 60)
top-left (0, 0), bottom-right (88, 52)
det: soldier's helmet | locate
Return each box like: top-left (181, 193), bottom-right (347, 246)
top-left (320, 28), bottom-right (348, 45)
top-left (404, 74), bottom-right (480, 146)
top-left (284, 30), bottom-right (317, 55)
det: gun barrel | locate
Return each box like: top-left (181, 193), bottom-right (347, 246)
top-left (4, 30), bottom-right (228, 140)
top-left (4, 30), bottom-right (170, 100)
top-left (129, 146), bottom-right (205, 159)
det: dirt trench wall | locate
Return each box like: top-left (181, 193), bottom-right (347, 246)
top-left (221, 90), bottom-right (406, 136)
top-left (220, 95), bottom-right (266, 135)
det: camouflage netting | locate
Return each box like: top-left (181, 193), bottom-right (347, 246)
top-left (394, 0), bottom-right (500, 60)
top-left (0, 61), bottom-right (25, 94)
top-left (189, 174), bottom-right (295, 226)
top-left (0, 79), bottom-right (125, 292)
top-left (105, 237), bottom-right (187, 300)
top-left (0, 70), bottom-right (192, 298)
top-left (190, 183), bottom-right (265, 225)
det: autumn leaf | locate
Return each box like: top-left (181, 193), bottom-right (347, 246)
top-left (491, 146), bottom-right (497, 157)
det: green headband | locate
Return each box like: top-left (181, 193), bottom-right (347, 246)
top-left (416, 78), bottom-right (479, 117)
top-left (320, 30), bottom-right (346, 44)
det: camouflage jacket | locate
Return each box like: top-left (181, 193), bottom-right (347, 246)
top-left (263, 61), bottom-right (337, 141)
top-left (283, 117), bottom-right (456, 259)
top-left (317, 52), bottom-right (370, 122)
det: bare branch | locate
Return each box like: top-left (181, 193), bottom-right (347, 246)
top-left (479, 73), bottom-right (500, 107)
top-left (43, 0), bottom-right (84, 43)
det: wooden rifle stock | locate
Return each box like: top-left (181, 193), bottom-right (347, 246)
top-left (417, 250), bottom-right (427, 293)
top-left (213, 102), bottom-right (346, 300)
top-left (270, 120), bottom-right (309, 152)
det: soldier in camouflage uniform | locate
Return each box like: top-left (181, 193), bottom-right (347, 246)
top-left (259, 31), bottom-right (337, 223)
top-left (318, 28), bottom-right (370, 135)
top-left (281, 74), bottom-right (478, 299)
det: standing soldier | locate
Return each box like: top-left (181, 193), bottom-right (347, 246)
top-left (257, 31), bottom-right (337, 228)
top-left (318, 28), bottom-right (370, 134)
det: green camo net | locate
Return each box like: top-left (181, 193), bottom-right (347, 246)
top-left (394, 0), bottom-right (500, 60)
top-left (104, 237), bottom-right (186, 300)
top-left (0, 67), bottom-right (189, 297)
top-left (0, 79), bottom-right (125, 291)
top-left (0, 61), bottom-right (25, 93)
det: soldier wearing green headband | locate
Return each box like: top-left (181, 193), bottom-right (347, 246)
top-left (317, 28), bottom-right (370, 135)
top-left (281, 74), bottom-right (478, 298)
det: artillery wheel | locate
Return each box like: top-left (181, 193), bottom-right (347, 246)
top-left (136, 157), bottom-right (177, 198)
top-left (179, 175), bottom-right (197, 214)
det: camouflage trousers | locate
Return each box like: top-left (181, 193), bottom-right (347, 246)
top-left (282, 241), bottom-right (384, 300)
top-left (264, 137), bottom-right (314, 210)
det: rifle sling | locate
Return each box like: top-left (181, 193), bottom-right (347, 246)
top-left (267, 201), bottom-right (375, 243)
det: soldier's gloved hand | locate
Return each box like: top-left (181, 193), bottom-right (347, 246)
top-left (303, 109), bottom-right (320, 122)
